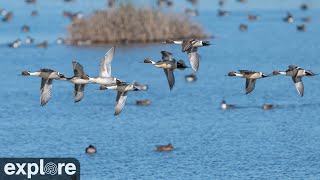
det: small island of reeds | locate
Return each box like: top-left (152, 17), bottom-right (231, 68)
top-left (67, 4), bottom-right (211, 45)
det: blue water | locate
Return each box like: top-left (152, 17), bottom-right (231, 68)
top-left (1, 1), bottom-right (320, 179)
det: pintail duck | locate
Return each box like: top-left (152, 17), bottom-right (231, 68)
top-left (136, 100), bottom-right (151, 106)
top-left (283, 12), bottom-right (294, 23)
top-left (247, 14), bottom-right (259, 21)
top-left (21, 69), bottom-right (66, 106)
top-left (301, 17), bottom-right (312, 22)
top-left (221, 100), bottom-right (235, 110)
top-left (165, 39), bottom-right (211, 72)
top-left (21, 25), bottom-right (30, 32)
top-left (143, 51), bottom-right (188, 90)
top-left (36, 41), bottom-right (48, 48)
top-left (273, 65), bottom-right (316, 97)
top-left (31, 10), bottom-right (38, 16)
top-left (133, 82), bottom-right (148, 91)
top-left (56, 37), bottom-right (65, 44)
top-left (64, 61), bottom-right (91, 103)
top-left (2, 11), bottom-right (13, 22)
top-left (185, 73), bottom-right (197, 82)
top-left (261, 104), bottom-right (273, 110)
top-left (8, 39), bottom-right (22, 48)
top-left (88, 46), bottom-right (118, 86)
top-left (228, 70), bottom-right (269, 94)
top-left (297, 25), bottom-right (306, 32)
top-left (239, 24), bottom-right (248, 31)
top-left (25, 36), bottom-right (34, 44)
top-left (185, 8), bottom-right (198, 17)
top-left (217, 9), bottom-right (229, 17)
top-left (156, 143), bottom-right (174, 152)
top-left (85, 145), bottom-right (96, 154)
top-left (25, 0), bottom-right (36, 4)
top-left (99, 80), bottom-right (140, 116)
top-left (300, 3), bottom-right (308, 11)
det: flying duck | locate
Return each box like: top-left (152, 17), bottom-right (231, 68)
top-left (228, 70), bottom-right (269, 94)
top-left (143, 51), bottom-right (188, 90)
top-left (21, 69), bottom-right (66, 106)
top-left (99, 80), bottom-right (140, 116)
top-left (165, 39), bottom-right (210, 72)
top-left (273, 65), bottom-right (316, 97)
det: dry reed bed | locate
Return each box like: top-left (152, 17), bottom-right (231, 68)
top-left (67, 5), bottom-right (210, 44)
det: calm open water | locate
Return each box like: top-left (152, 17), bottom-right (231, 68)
top-left (1, 1), bottom-right (320, 179)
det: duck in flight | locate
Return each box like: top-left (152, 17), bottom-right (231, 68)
top-left (143, 51), bottom-right (188, 90)
top-left (273, 65), bottom-right (316, 97)
top-left (89, 46), bottom-right (119, 87)
top-left (165, 39), bottom-right (211, 72)
top-left (61, 61), bottom-right (91, 103)
top-left (21, 69), bottom-right (66, 106)
top-left (99, 80), bottom-right (140, 116)
top-left (228, 70), bottom-right (269, 94)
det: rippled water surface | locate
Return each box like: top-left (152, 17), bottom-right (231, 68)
top-left (1, 1), bottom-right (320, 179)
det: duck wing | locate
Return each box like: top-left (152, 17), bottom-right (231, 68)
top-left (40, 78), bottom-right (53, 106)
top-left (161, 51), bottom-right (174, 61)
top-left (74, 84), bottom-right (85, 103)
top-left (72, 61), bottom-right (85, 77)
top-left (188, 47), bottom-right (199, 72)
top-left (292, 76), bottom-right (304, 97)
top-left (164, 69), bottom-right (175, 90)
top-left (245, 79), bottom-right (256, 94)
top-left (182, 39), bottom-right (194, 52)
top-left (114, 91), bottom-right (128, 116)
top-left (99, 46), bottom-right (115, 78)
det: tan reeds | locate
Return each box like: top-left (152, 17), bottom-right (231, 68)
top-left (67, 4), bottom-right (210, 44)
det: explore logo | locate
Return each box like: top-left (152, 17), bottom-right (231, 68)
top-left (0, 158), bottom-right (80, 180)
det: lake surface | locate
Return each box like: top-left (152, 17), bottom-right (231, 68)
top-left (1, 1), bottom-right (320, 179)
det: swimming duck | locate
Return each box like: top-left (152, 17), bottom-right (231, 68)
top-left (273, 65), bottom-right (316, 97)
top-left (185, 73), bottom-right (197, 82)
top-left (85, 145), bottom-right (96, 154)
top-left (25, 36), bottom-right (34, 44)
top-left (31, 10), bottom-right (38, 16)
top-left (8, 39), bottom-right (22, 48)
top-left (133, 82), bottom-right (148, 91)
top-left (301, 17), bottom-right (312, 22)
top-left (261, 104), bottom-right (273, 110)
top-left (21, 69), bottom-right (66, 106)
top-left (228, 70), bottom-right (269, 94)
top-left (297, 25), bottom-right (306, 32)
top-left (156, 143), bottom-right (174, 152)
top-left (221, 100), bottom-right (235, 110)
top-left (239, 24), bottom-right (248, 31)
top-left (136, 100), bottom-right (151, 106)
top-left (88, 46), bottom-right (118, 86)
top-left (36, 41), bottom-right (48, 48)
top-left (21, 25), bottom-right (30, 32)
top-left (165, 39), bottom-right (210, 72)
top-left (2, 11), bottom-right (13, 22)
top-left (143, 51), bottom-right (188, 90)
top-left (56, 37), bottom-right (65, 44)
top-left (247, 14), bottom-right (259, 21)
top-left (185, 8), bottom-right (198, 17)
top-left (283, 12), bottom-right (294, 23)
top-left (66, 61), bottom-right (91, 103)
top-left (99, 80), bottom-right (140, 116)
top-left (217, 9), bottom-right (229, 17)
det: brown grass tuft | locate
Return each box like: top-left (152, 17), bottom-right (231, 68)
top-left (67, 4), bottom-right (210, 45)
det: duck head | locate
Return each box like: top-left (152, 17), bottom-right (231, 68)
top-left (143, 58), bottom-right (153, 64)
top-left (272, 71), bottom-right (281, 75)
top-left (227, 72), bottom-right (237, 76)
top-left (21, 71), bottom-right (31, 76)
top-left (202, 41), bottom-right (211, 46)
